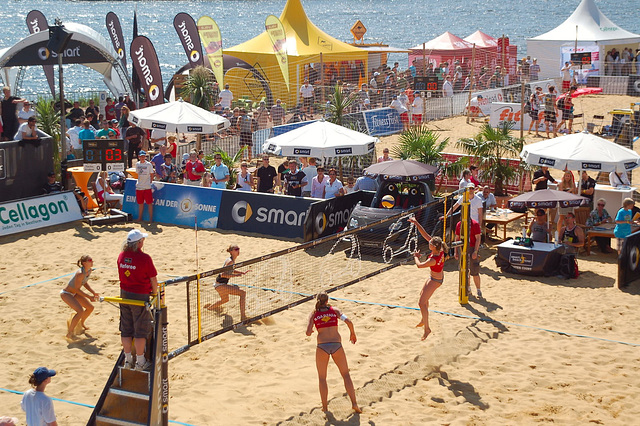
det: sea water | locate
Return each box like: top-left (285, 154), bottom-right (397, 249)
top-left (1, 0), bottom-right (638, 96)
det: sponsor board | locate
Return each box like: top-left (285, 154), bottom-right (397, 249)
top-left (362, 108), bottom-right (402, 136)
top-left (618, 230), bottom-right (640, 288)
top-left (122, 179), bottom-right (221, 227)
top-left (489, 102), bottom-right (559, 132)
top-left (271, 120), bottom-right (316, 137)
top-left (218, 191), bottom-right (314, 239)
top-left (473, 88), bottom-right (505, 116)
top-left (303, 191), bottom-right (375, 241)
top-left (5, 41), bottom-right (105, 67)
top-left (0, 192), bottom-right (83, 236)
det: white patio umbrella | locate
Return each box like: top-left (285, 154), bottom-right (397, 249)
top-left (521, 131), bottom-right (640, 173)
top-left (128, 98), bottom-right (230, 133)
top-left (262, 120), bottom-right (378, 158)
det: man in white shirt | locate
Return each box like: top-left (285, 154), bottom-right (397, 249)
top-left (135, 151), bottom-right (155, 222)
top-left (299, 79), bottom-right (314, 115)
top-left (149, 129), bottom-right (166, 147)
top-left (17, 100), bottom-right (36, 124)
top-left (442, 75), bottom-right (454, 97)
top-left (301, 157), bottom-right (318, 197)
top-left (445, 183), bottom-right (483, 226)
top-left (14, 116), bottom-right (40, 140)
top-left (411, 92), bottom-right (424, 124)
top-left (218, 84), bottom-right (233, 109)
top-left (609, 171), bottom-right (631, 187)
top-left (66, 119), bottom-right (82, 156)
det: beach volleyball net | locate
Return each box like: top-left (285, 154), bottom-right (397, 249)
top-left (167, 193), bottom-right (458, 359)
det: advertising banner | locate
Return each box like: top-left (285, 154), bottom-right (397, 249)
top-left (106, 12), bottom-right (127, 69)
top-left (472, 88), bottom-right (505, 116)
top-left (0, 192), bottom-right (83, 236)
top-left (25, 10), bottom-right (56, 97)
top-left (122, 180), bottom-right (222, 226)
top-left (362, 107), bottom-right (402, 136)
top-left (489, 102), bottom-right (558, 132)
top-left (265, 15), bottom-right (289, 91)
top-left (130, 36), bottom-right (165, 106)
top-left (5, 40), bottom-right (105, 67)
top-left (218, 190), bottom-right (314, 239)
top-left (148, 307), bottom-right (169, 425)
top-left (561, 45), bottom-right (599, 81)
top-left (617, 230), bottom-right (640, 289)
top-left (303, 191), bottom-right (376, 241)
top-left (271, 120), bottom-right (315, 138)
top-left (197, 16), bottom-right (224, 87)
top-left (174, 13), bottom-right (204, 69)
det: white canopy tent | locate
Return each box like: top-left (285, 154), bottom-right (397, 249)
top-left (0, 22), bottom-right (131, 97)
top-left (129, 99), bottom-right (230, 133)
top-left (526, 0), bottom-right (640, 79)
top-left (521, 131), bottom-right (640, 173)
top-left (263, 120), bottom-right (378, 158)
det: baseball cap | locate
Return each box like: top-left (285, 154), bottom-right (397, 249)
top-left (138, 150), bottom-right (147, 156)
top-left (33, 367), bottom-right (56, 382)
top-left (47, 171), bottom-right (55, 177)
top-left (110, 119), bottom-right (118, 124)
top-left (127, 229), bottom-right (148, 243)
top-left (466, 182), bottom-right (476, 189)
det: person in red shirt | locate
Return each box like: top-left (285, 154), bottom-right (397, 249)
top-left (306, 292), bottom-right (360, 414)
top-left (105, 97), bottom-right (116, 121)
top-left (455, 218), bottom-right (483, 298)
top-left (409, 216), bottom-right (448, 340)
top-left (117, 229), bottom-right (158, 371)
top-left (183, 150), bottom-right (205, 185)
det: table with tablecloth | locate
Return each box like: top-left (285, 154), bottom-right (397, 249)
top-left (495, 240), bottom-right (566, 276)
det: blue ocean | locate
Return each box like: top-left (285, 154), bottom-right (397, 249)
top-left (1, 0), bottom-right (638, 95)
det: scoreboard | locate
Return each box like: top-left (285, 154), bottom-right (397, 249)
top-left (82, 139), bottom-right (126, 172)
top-left (570, 52), bottom-right (592, 65)
top-left (413, 76), bottom-right (439, 93)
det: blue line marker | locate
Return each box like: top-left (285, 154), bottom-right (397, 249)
top-left (0, 387), bottom-right (197, 425)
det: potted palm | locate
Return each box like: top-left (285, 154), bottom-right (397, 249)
top-left (456, 122), bottom-right (525, 197)
top-left (181, 66), bottom-right (217, 150)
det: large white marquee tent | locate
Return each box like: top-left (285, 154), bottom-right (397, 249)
top-left (526, 0), bottom-right (640, 79)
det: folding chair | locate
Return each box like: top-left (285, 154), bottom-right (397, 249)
top-left (92, 182), bottom-right (119, 215)
top-left (587, 114), bottom-right (605, 134)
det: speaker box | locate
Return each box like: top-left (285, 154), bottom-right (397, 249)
top-left (627, 75), bottom-right (640, 96)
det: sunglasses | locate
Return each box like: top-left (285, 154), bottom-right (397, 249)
top-left (241, 165), bottom-right (247, 168)
top-left (215, 157), bottom-right (222, 160)
top-left (597, 203), bottom-right (605, 206)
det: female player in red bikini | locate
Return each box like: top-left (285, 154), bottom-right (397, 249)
top-left (408, 216), bottom-right (447, 340)
top-left (306, 292), bottom-right (361, 413)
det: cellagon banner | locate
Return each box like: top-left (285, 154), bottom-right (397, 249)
top-left (303, 191), bottom-right (376, 241)
top-left (106, 12), bottom-right (127, 69)
top-left (197, 16), bottom-right (224, 87)
top-left (173, 13), bottom-right (204, 69)
top-left (265, 15), bottom-right (289, 91)
top-left (0, 192), bottom-right (83, 236)
top-left (218, 190), bottom-right (314, 239)
top-left (25, 10), bottom-right (56, 97)
top-left (362, 107), bottom-right (402, 136)
top-left (130, 36), bottom-right (165, 106)
top-left (617, 230), bottom-right (640, 289)
top-left (122, 179), bottom-right (221, 226)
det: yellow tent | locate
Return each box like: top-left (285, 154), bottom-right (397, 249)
top-left (224, 0), bottom-right (368, 108)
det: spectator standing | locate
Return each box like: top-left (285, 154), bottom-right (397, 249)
top-left (560, 61), bottom-right (574, 92)
top-left (66, 120), bottom-right (83, 153)
top-left (284, 159), bottom-right (306, 196)
top-left (614, 198), bottom-right (636, 252)
top-left (17, 100), bottom-right (35, 124)
top-left (311, 166), bottom-right (328, 198)
top-left (558, 86), bottom-right (576, 134)
top-left (85, 100), bottom-right (100, 128)
top-left (125, 122), bottom-right (146, 168)
top-left (543, 86), bottom-right (558, 138)
top-left (529, 58), bottom-right (541, 81)
top-left (300, 79), bottom-right (314, 115)
top-left (411, 92), bottom-right (424, 124)
top-left (301, 157), bottom-right (318, 197)
top-left (579, 170), bottom-right (597, 209)
top-left (159, 154), bottom-right (178, 183)
top-left (533, 166), bottom-right (557, 190)
top-left (14, 116), bottom-right (40, 141)
top-left (117, 229), bottom-right (157, 371)
top-left (270, 99), bottom-right (285, 126)
top-left (21, 367), bottom-right (58, 426)
top-left (278, 159), bottom-right (290, 190)
top-left (378, 147), bottom-right (393, 163)
top-left (324, 168), bottom-right (343, 199)
top-left (183, 150), bottom-right (205, 186)
top-left (78, 120), bottom-right (96, 146)
top-left (66, 101), bottom-right (84, 124)
top-left (556, 170), bottom-right (577, 231)
top-left (105, 97), bottom-right (116, 121)
top-left (135, 151), bottom-right (154, 222)
top-left (1, 86), bottom-right (26, 140)
top-left (150, 128), bottom-right (166, 148)
top-left (527, 87), bottom-right (543, 137)
top-left (210, 153), bottom-right (230, 189)
top-left (166, 135), bottom-right (178, 161)
top-left (459, 169), bottom-right (472, 190)
top-left (389, 95), bottom-right (409, 130)
top-left (469, 166), bottom-right (481, 187)
top-left (115, 96), bottom-right (125, 120)
top-left (254, 101), bottom-right (270, 130)
top-left (255, 155), bottom-right (278, 193)
top-left (96, 120), bottom-right (116, 139)
top-left (217, 84), bottom-right (233, 110)
top-left (236, 162), bottom-right (253, 191)
top-left (151, 145), bottom-right (167, 177)
top-left (237, 109), bottom-right (256, 161)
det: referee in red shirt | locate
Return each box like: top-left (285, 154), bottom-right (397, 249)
top-left (118, 229), bottom-right (158, 371)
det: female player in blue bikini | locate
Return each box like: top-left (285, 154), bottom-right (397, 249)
top-left (306, 292), bottom-right (361, 413)
top-left (408, 216), bottom-right (447, 340)
top-left (60, 255), bottom-right (99, 340)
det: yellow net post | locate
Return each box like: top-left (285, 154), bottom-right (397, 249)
top-left (458, 187), bottom-right (470, 305)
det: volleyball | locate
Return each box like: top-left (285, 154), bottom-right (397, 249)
top-left (381, 195), bottom-right (395, 209)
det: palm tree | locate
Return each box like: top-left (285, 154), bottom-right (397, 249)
top-left (35, 97), bottom-right (62, 173)
top-left (207, 146), bottom-right (247, 189)
top-left (325, 84), bottom-right (357, 126)
top-left (456, 122), bottom-right (524, 196)
top-left (392, 125), bottom-right (466, 193)
top-left (181, 66), bottom-right (217, 150)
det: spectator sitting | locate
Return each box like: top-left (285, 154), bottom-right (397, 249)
top-left (95, 171), bottom-right (124, 208)
top-left (469, 165), bottom-right (481, 186)
top-left (15, 116), bottom-right (46, 141)
top-left (377, 147), bottom-right (392, 163)
top-left (151, 145), bottom-right (167, 177)
top-left (586, 198), bottom-right (613, 253)
top-left (559, 211), bottom-right (584, 251)
top-left (344, 176), bottom-right (356, 194)
top-left (609, 171), bottom-right (630, 188)
top-left (579, 171), bottom-right (597, 209)
top-left (459, 169), bottom-right (472, 190)
top-left (43, 171), bottom-right (88, 215)
top-left (528, 208), bottom-right (552, 243)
